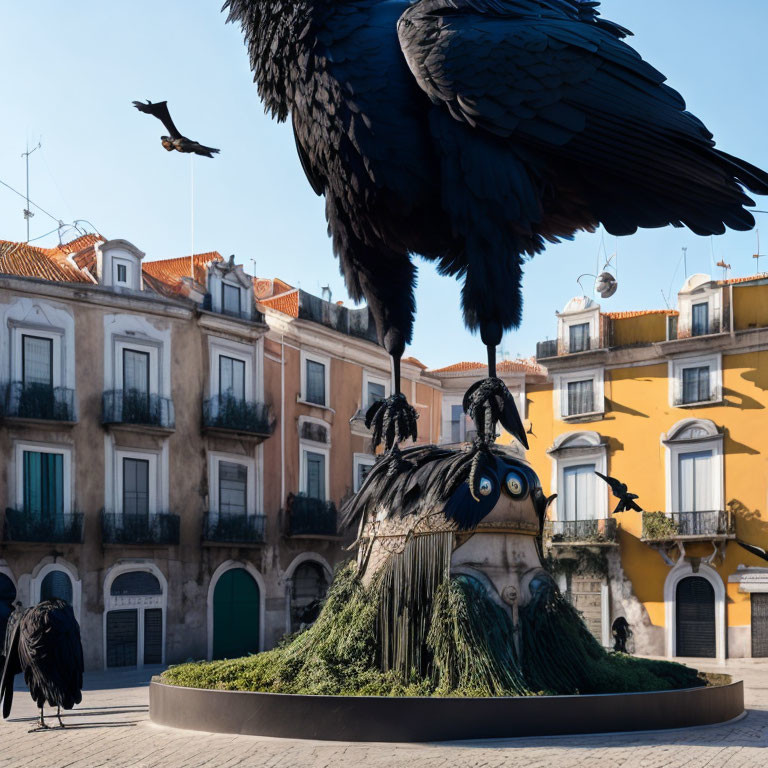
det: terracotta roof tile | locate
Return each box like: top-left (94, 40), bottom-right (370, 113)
top-left (259, 289), bottom-right (299, 318)
top-left (0, 240), bottom-right (91, 283)
top-left (604, 309), bottom-right (679, 320)
top-left (143, 252), bottom-right (222, 288)
top-left (719, 274), bottom-right (768, 286)
top-left (429, 359), bottom-right (544, 376)
top-left (56, 233), bottom-right (104, 255)
top-left (254, 277), bottom-right (295, 300)
top-left (403, 356), bottom-right (427, 369)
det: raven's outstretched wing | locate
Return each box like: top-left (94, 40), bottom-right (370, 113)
top-left (398, 0), bottom-right (768, 238)
top-left (0, 619), bottom-right (21, 719)
top-left (133, 100), bottom-right (183, 139)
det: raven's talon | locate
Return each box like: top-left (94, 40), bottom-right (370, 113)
top-left (365, 393), bottom-right (419, 451)
top-left (463, 377), bottom-right (528, 449)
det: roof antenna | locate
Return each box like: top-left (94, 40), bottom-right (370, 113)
top-left (716, 260), bottom-right (731, 280)
top-left (189, 155), bottom-right (195, 279)
top-left (754, 230), bottom-right (765, 274)
top-left (21, 139), bottom-right (42, 242)
top-left (682, 246), bottom-right (688, 279)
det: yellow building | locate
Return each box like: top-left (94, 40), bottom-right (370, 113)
top-left (502, 273), bottom-right (768, 661)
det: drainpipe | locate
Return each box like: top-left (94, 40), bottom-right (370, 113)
top-left (280, 334), bottom-right (286, 505)
top-left (729, 284), bottom-right (735, 341)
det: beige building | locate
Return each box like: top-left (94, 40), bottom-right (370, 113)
top-left (0, 235), bottom-right (443, 670)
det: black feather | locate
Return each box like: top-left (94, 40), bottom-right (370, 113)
top-left (737, 540), bottom-right (768, 564)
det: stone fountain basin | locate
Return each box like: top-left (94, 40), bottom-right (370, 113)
top-left (149, 679), bottom-right (743, 742)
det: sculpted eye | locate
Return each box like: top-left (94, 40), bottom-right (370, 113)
top-left (478, 477), bottom-right (493, 497)
top-left (505, 470), bottom-right (528, 499)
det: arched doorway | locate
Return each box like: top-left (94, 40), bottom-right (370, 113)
top-left (40, 569), bottom-right (73, 604)
top-left (676, 576), bottom-right (716, 658)
top-left (105, 570), bottom-right (164, 668)
top-left (290, 562), bottom-right (329, 631)
top-left (213, 568), bottom-right (260, 660)
top-left (0, 573), bottom-right (16, 648)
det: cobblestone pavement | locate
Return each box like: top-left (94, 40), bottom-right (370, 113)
top-left (1, 660), bottom-right (767, 768)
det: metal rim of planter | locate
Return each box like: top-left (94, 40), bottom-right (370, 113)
top-left (149, 679), bottom-right (744, 743)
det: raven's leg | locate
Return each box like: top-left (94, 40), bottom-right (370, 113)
top-left (56, 705), bottom-right (64, 728)
top-left (38, 706), bottom-right (48, 729)
top-left (461, 320), bottom-right (529, 449)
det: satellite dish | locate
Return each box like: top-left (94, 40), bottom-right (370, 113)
top-left (595, 271), bottom-right (618, 298)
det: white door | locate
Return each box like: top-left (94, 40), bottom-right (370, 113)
top-left (678, 451), bottom-right (713, 512)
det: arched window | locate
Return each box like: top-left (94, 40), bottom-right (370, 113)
top-left (40, 569), bottom-right (73, 604)
top-left (291, 562), bottom-right (329, 631)
top-left (111, 571), bottom-right (162, 596)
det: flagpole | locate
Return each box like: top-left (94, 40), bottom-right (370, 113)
top-left (190, 155), bottom-right (195, 278)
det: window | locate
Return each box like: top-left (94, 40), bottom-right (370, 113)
top-left (40, 570), bottom-right (73, 604)
top-left (692, 302), bottom-right (709, 337)
top-left (123, 349), bottom-right (150, 395)
top-left (367, 380), bottom-right (386, 409)
top-left (682, 366), bottom-right (711, 405)
top-left (123, 458), bottom-right (150, 518)
top-left (23, 450), bottom-right (63, 519)
top-left (219, 356), bottom-right (246, 401)
top-left (305, 451), bottom-right (326, 500)
top-left (117, 264), bottom-right (127, 283)
top-left (678, 450), bottom-right (714, 512)
top-left (22, 335), bottom-right (53, 387)
top-left (222, 283), bottom-right (241, 316)
top-left (562, 464), bottom-right (598, 521)
top-left (305, 359), bottom-right (326, 406)
top-left (450, 404), bottom-right (474, 443)
top-left (219, 461), bottom-right (247, 516)
top-left (354, 455), bottom-right (376, 492)
top-left (567, 380), bottom-right (594, 416)
top-left (569, 323), bottom-right (590, 353)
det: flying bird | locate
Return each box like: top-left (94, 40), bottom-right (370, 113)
top-left (595, 472), bottom-right (643, 514)
top-left (1, 600), bottom-right (84, 730)
top-left (133, 100), bottom-right (220, 158)
top-left (225, 0), bottom-right (768, 451)
top-left (737, 540), bottom-right (768, 563)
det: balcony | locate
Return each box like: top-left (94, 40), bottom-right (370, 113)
top-left (642, 510), bottom-right (735, 542)
top-left (203, 513), bottom-right (266, 545)
top-left (2, 382), bottom-right (76, 423)
top-left (202, 395), bottom-right (274, 438)
top-left (101, 511), bottom-right (180, 546)
top-left (545, 518), bottom-right (618, 545)
top-left (288, 495), bottom-right (338, 537)
top-left (536, 339), bottom-right (559, 360)
top-left (4, 509), bottom-right (84, 544)
top-left (102, 390), bottom-right (175, 431)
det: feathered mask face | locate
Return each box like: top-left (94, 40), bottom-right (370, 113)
top-left (443, 454), bottom-right (542, 531)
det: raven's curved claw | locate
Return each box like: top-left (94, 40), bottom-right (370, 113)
top-left (365, 393), bottom-right (419, 451)
top-left (463, 377), bottom-right (528, 449)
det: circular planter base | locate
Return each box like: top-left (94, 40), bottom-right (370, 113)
top-left (150, 680), bottom-right (744, 742)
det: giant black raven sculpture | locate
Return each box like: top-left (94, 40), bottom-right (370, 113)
top-left (226, 0), bottom-right (768, 450)
top-left (1, 600), bottom-right (84, 730)
top-left (133, 100), bottom-right (220, 158)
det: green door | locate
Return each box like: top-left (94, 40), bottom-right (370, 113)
top-left (213, 568), bottom-right (260, 660)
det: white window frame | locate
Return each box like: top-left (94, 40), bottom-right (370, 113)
top-left (31, 560), bottom-right (82, 624)
top-left (668, 353), bottom-right (722, 408)
top-left (677, 280), bottom-right (721, 338)
top-left (207, 451), bottom-right (259, 517)
top-left (113, 257), bottom-right (133, 287)
top-left (14, 441), bottom-right (73, 515)
top-left (362, 370), bottom-right (390, 411)
top-left (115, 339), bottom-right (160, 395)
top-left (440, 394), bottom-right (474, 445)
top-left (206, 263), bottom-right (253, 321)
top-left (558, 304), bottom-right (601, 353)
top-left (103, 561), bottom-right (167, 670)
top-left (115, 449), bottom-right (159, 516)
top-left (553, 367), bottom-right (605, 420)
top-left (299, 350), bottom-right (331, 409)
top-left (13, 327), bottom-right (63, 388)
top-left (208, 337), bottom-right (256, 400)
top-left (548, 433), bottom-right (608, 522)
top-left (298, 416), bottom-right (331, 500)
top-left (663, 419), bottom-right (724, 516)
top-left (353, 453), bottom-right (376, 492)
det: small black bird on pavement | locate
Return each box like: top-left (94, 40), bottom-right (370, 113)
top-left (133, 100), bottom-right (220, 158)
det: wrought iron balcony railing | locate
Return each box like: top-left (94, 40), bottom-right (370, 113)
top-left (203, 513), bottom-right (266, 544)
top-left (202, 395), bottom-right (274, 437)
top-left (101, 511), bottom-right (180, 545)
top-left (288, 495), bottom-right (337, 537)
top-left (536, 339), bottom-right (558, 360)
top-left (545, 518), bottom-right (618, 544)
top-left (102, 390), bottom-right (175, 429)
top-left (642, 510), bottom-right (733, 541)
top-left (3, 382), bottom-right (76, 422)
top-left (4, 508), bottom-right (84, 544)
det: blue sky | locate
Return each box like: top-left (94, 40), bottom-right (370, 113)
top-left (1, 1), bottom-right (767, 368)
